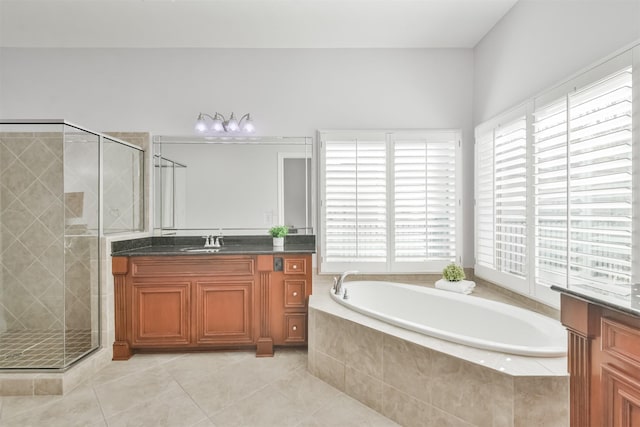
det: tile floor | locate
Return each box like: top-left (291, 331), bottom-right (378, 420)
top-left (0, 348), bottom-right (399, 427)
top-left (0, 330), bottom-right (93, 369)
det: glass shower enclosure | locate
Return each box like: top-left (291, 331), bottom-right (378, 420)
top-left (0, 120), bottom-right (144, 370)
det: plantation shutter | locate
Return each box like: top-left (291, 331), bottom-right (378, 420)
top-left (475, 128), bottom-right (495, 269)
top-left (567, 67), bottom-right (633, 295)
top-left (493, 116), bottom-right (527, 278)
top-left (393, 134), bottom-right (457, 262)
top-left (533, 98), bottom-right (568, 288)
top-left (323, 135), bottom-right (387, 263)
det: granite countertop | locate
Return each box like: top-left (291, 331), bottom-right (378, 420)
top-left (552, 285), bottom-right (640, 318)
top-left (111, 235), bottom-right (316, 256)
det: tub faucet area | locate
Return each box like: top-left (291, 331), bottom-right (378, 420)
top-left (334, 270), bottom-right (358, 295)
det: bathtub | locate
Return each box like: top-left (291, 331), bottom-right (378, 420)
top-left (330, 280), bottom-right (566, 357)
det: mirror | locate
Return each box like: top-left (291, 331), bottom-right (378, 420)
top-left (154, 136), bottom-right (313, 235)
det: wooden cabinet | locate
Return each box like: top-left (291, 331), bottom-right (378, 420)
top-left (112, 253), bottom-right (312, 360)
top-left (132, 282), bottom-right (191, 346)
top-left (267, 256), bottom-right (312, 349)
top-left (560, 293), bottom-right (640, 427)
top-left (194, 280), bottom-right (254, 345)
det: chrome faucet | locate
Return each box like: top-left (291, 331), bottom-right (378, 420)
top-left (202, 235), bottom-right (223, 248)
top-left (334, 270), bottom-right (358, 295)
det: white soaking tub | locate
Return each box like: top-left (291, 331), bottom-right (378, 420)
top-left (330, 280), bottom-right (566, 357)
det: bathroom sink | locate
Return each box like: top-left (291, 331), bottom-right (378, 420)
top-left (180, 247), bottom-right (222, 253)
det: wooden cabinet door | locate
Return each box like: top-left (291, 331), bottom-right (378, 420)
top-left (602, 365), bottom-right (640, 427)
top-left (132, 282), bottom-right (191, 346)
top-left (195, 280), bottom-right (255, 345)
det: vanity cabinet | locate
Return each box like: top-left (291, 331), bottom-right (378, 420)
top-left (560, 293), bottom-right (640, 427)
top-left (112, 253), bottom-right (312, 359)
top-left (269, 256), bottom-right (312, 346)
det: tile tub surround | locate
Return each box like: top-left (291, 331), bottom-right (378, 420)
top-left (308, 280), bottom-right (569, 427)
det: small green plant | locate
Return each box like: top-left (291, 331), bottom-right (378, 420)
top-left (442, 263), bottom-right (465, 282)
top-left (268, 225), bottom-right (289, 238)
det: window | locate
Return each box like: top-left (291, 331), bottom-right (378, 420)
top-left (476, 48), bottom-right (637, 307)
top-left (475, 114), bottom-right (528, 294)
top-left (320, 130), bottom-right (461, 273)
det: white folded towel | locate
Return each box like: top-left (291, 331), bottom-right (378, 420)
top-left (435, 279), bottom-right (476, 294)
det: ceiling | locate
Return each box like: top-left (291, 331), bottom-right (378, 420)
top-left (0, 0), bottom-right (518, 48)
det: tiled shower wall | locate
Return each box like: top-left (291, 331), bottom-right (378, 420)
top-left (0, 132), bottom-right (66, 332)
top-left (0, 132), bottom-right (97, 334)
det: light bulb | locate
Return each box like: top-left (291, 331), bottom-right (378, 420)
top-left (195, 116), bottom-right (207, 133)
top-left (211, 118), bottom-right (224, 132)
top-left (226, 113), bottom-right (239, 132)
top-left (242, 116), bottom-right (255, 133)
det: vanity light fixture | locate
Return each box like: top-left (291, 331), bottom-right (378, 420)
top-left (195, 112), bottom-right (255, 134)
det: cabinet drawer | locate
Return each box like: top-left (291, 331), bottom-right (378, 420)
top-left (132, 256), bottom-right (254, 277)
top-left (602, 317), bottom-right (640, 369)
top-left (283, 314), bottom-right (306, 343)
top-left (284, 258), bottom-right (307, 275)
top-left (284, 280), bottom-right (306, 308)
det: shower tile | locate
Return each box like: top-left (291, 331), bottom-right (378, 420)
top-left (16, 301), bottom-right (57, 330)
top-left (1, 200), bottom-right (36, 240)
top-left (1, 161), bottom-right (36, 198)
top-left (39, 160), bottom-right (64, 198)
top-left (19, 140), bottom-right (56, 179)
top-left (0, 144), bottom-right (18, 173)
top-left (19, 260), bottom-right (59, 295)
top-left (1, 136), bottom-right (32, 158)
top-left (38, 199), bottom-right (64, 237)
top-left (0, 226), bottom-right (17, 256)
top-left (20, 181), bottom-right (56, 218)
top-left (19, 219), bottom-right (57, 258)
top-left (2, 241), bottom-right (35, 277)
top-left (39, 242), bottom-right (64, 279)
top-left (0, 184), bottom-right (17, 214)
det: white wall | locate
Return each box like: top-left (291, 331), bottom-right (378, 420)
top-left (474, 0), bottom-right (640, 124)
top-left (0, 48), bottom-right (475, 264)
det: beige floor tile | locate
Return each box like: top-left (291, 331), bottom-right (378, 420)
top-left (298, 392), bottom-right (399, 427)
top-left (236, 348), bottom-right (307, 384)
top-left (271, 369), bottom-right (340, 413)
top-left (0, 384), bottom-right (104, 427)
top-left (0, 394), bottom-right (62, 422)
top-left (0, 349), bottom-right (398, 427)
top-left (179, 361), bottom-right (270, 416)
top-left (93, 366), bottom-right (177, 418)
top-left (163, 351), bottom-right (252, 385)
top-left (104, 380), bottom-right (208, 427)
top-left (210, 384), bottom-right (305, 427)
top-left (89, 353), bottom-right (184, 386)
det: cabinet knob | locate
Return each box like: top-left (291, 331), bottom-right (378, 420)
top-left (293, 291), bottom-right (298, 297)
top-left (293, 265), bottom-right (298, 269)
top-left (292, 325), bottom-right (297, 331)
